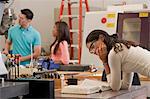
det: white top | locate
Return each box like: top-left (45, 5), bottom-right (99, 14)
top-left (107, 44), bottom-right (150, 91)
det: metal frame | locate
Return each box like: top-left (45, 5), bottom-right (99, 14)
top-left (117, 12), bottom-right (150, 50)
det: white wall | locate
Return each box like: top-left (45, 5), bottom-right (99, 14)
top-left (5, 0), bottom-right (150, 53)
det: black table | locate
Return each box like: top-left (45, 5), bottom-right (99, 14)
top-left (0, 82), bottom-right (29, 99)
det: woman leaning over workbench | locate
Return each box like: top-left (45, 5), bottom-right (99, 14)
top-left (86, 29), bottom-right (150, 91)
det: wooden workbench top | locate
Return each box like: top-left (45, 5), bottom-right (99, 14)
top-left (57, 71), bottom-right (150, 81)
top-left (55, 86), bottom-right (147, 99)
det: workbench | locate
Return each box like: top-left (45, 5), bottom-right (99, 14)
top-left (0, 82), bottom-right (29, 99)
top-left (57, 71), bottom-right (150, 81)
top-left (55, 86), bottom-right (147, 99)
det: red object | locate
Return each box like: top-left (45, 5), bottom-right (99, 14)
top-left (101, 17), bottom-right (107, 24)
top-left (59, 0), bottom-right (65, 21)
top-left (59, 0), bottom-right (89, 63)
top-left (85, 0), bottom-right (89, 12)
top-left (68, 0), bottom-right (73, 60)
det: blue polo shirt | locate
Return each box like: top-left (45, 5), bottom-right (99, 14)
top-left (8, 24), bottom-right (41, 66)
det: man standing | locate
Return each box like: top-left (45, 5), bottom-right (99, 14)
top-left (2, 9), bottom-right (41, 66)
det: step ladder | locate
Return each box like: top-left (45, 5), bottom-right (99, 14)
top-left (59, 0), bottom-right (89, 64)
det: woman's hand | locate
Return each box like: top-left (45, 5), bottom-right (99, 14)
top-left (98, 42), bottom-right (108, 63)
top-left (103, 63), bottom-right (110, 74)
top-left (98, 42), bottom-right (110, 74)
top-left (54, 60), bottom-right (63, 64)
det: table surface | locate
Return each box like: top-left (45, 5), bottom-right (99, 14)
top-left (0, 82), bottom-right (27, 87)
top-left (0, 82), bottom-right (29, 99)
top-left (57, 71), bottom-right (150, 81)
top-left (55, 86), bottom-right (147, 99)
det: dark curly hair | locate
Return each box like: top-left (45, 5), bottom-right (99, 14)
top-left (86, 29), bottom-right (139, 53)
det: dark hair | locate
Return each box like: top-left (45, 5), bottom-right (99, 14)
top-left (21, 9), bottom-right (34, 20)
top-left (50, 21), bottom-right (70, 54)
top-left (86, 29), bottom-right (138, 53)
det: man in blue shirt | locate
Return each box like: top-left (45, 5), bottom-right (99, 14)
top-left (2, 9), bottom-right (41, 66)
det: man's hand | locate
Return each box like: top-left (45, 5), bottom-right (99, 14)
top-left (2, 49), bottom-right (9, 55)
top-left (2, 39), bottom-right (12, 55)
top-left (98, 42), bottom-right (108, 63)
